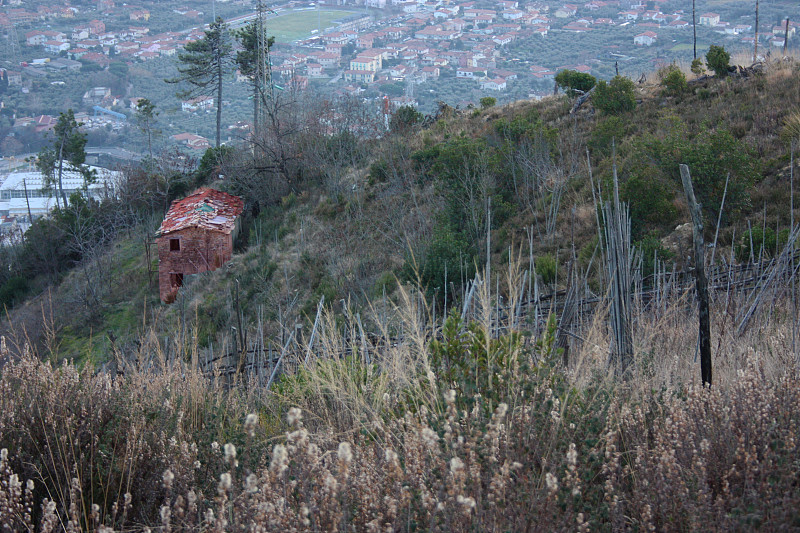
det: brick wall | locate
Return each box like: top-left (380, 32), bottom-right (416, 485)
top-left (157, 226), bottom-right (233, 303)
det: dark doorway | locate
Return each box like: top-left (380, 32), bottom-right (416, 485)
top-left (171, 272), bottom-right (184, 288)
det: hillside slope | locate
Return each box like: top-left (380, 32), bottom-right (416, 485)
top-left (3, 57), bottom-right (800, 364)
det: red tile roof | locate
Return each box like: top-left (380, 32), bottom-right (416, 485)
top-left (157, 188), bottom-right (244, 237)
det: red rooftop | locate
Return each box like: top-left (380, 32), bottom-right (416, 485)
top-left (156, 188), bottom-right (244, 303)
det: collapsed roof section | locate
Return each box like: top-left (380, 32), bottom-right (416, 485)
top-left (157, 188), bottom-right (244, 237)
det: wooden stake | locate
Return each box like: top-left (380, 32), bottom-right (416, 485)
top-left (710, 173), bottom-right (729, 267)
top-left (680, 164), bottom-right (712, 387)
top-left (791, 143), bottom-right (796, 359)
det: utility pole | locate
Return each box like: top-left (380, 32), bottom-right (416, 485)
top-left (754, 0), bottom-right (760, 62)
top-left (5, 23), bottom-right (20, 66)
top-left (784, 17), bottom-right (790, 56)
top-left (692, 0), bottom-right (697, 59)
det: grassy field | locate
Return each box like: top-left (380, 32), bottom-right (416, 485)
top-left (267, 10), bottom-right (360, 43)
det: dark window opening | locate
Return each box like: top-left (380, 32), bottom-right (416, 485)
top-left (170, 238), bottom-right (180, 251)
top-left (171, 273), bottom-right (184, 288)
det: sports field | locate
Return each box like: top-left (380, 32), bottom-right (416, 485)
top-left (670, 43), bottom-right (709, 52)
top-left (267, 10), bottom-right (360, 43)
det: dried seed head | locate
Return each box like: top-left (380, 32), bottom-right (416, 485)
top-left (545, 472), bottom-right (559, 494)
top-left (567, 443), bottom-right (577, 467)
top-left (456, 495), bottom-right (476, 511)
top-left (324, 472), bottom-right (338, 492)
top-left (338, 442), bottom-right (353, 464)
top-left (245, 413), bottom-right (258, 436)
top-left (224, 443), bottom-right (237, 465)
top-left (422, 427), bottom-right (439, 448)
top-left (450, 457), bottom-right (465, 473)
top-left (271, 444), bottom-right (289, 474)
top-left (444, 389), bottom-right (456, 405)
top-left (162, 469), bottom-right (175, 490)
top-left (287, 407), bottom-right (303, 427)
top-left (245, 474), bottom-right (258, 493)
top-left (219, 472), bottom-right (232, 491)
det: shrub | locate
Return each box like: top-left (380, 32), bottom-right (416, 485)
top-left (402, 226), bottom-right (476, 301)
top-left (622, 166), bottom-right (678, 239)
top-left (592, 76), bottom-right (636, 115)
top-left (589, 116), bottom-right (627, 156)
top-left (780, 111), bottom-right (800, 145)
top-left (634, 233), bottom-right (675, 279)
top-left (555, 69), bottom-right (597, 97)
top-left (493, 109), bottom-right (553, 144)
top-left (480, 96), bottom-right (497, 109)
top-left (706, 45), bottom-right (731, 78)
top-left (535, 253), bottom-right (557, 285)
top-left (390, 105), bottom-right (423, 133)
top-left (0, 276), bottom-right (28, 309)
top-left (659, 64), bottom-right (688, 97)
top-left (643, 122), bottom-right (760, 224)
top-left (690, 57), bottom-right (705, 77)
top-left (734, 225), bottom-right (794, 262)
top-left (429, 309), bottom-right (524, 407)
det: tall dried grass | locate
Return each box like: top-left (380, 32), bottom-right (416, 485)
top-left (1, 263), bottom-right (800, 531)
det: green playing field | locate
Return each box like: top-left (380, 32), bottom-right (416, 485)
top-left (267, 10), bottom-right (360, 43)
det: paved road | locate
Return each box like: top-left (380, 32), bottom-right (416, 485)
top-left (85, 146), bottom-right (143, 162)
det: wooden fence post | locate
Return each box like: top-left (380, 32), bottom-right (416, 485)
top-left (679, 164), bottom-right (712, 387)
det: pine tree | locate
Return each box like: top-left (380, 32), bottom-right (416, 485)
top-left (135, 98), bottom-right (159, 160)
top-left (167, 17), bottom-right (231, 148)
top-left (235, 20), bottom-right (274, 141)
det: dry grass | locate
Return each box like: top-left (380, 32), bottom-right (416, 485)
top-left (2, 261), bottom-right (800, 531)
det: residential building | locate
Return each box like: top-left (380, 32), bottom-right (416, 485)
top-left (634, 30), bottom-right (657, 45)
top-left (344, 69), bottom-right (376, 83)
top-left (480, 77), bottom-right (507, 90)
top-left (182, 96), bottom-right (214, 112)
top-left (699, 13), bottom-right (720, 27)
top-left (171, 133), bottom-right (211, 150)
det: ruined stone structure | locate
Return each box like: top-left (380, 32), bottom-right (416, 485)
top-left (156, 188), bottom-right (244, 303)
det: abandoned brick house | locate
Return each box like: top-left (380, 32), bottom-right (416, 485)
top-left (156, 188), bottom-right (244, 303)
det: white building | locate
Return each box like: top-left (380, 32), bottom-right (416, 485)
top-left (634, 31), bottom-right (657, 46)
top-left (181, 96), bottom-right (214, 112)
top-left (699, 13), bottom-right (720, 27)
top-left (0, 166), bottom-right (119, 217)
